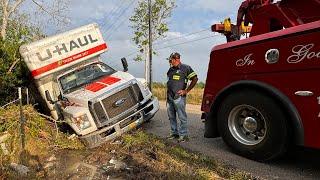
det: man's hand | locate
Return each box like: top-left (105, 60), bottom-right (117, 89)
top-left (177, 90), bottom-right (188, 96)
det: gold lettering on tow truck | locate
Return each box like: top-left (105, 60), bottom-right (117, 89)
top-left (287, 44), bottom-right (320, 63)
top-left (236, 53), bottom-right (255, 67)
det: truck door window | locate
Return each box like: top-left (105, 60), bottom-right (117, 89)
top-left (59, 63), bottom-right (115, 93)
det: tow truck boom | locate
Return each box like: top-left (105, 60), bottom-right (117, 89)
top-left (212, 0), bottom-right (320, 42)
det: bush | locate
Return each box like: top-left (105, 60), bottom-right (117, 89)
top-left (0, 18), bottom-right (42, 106)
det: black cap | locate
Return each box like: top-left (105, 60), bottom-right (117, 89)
top-left (167, 52), bottom-right (180, 60)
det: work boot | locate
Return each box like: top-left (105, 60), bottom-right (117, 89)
top-left (178, 135), bottom-right (189, 142)
top-left (166, 134), bottom-right (179, 140)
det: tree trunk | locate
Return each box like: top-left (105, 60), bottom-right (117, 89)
top-left (1, 16), bottom-right (8, 40)
top-left (1, 0), bottom-right (24, 40)
top-left (1, 0), bottom-right (8, 40)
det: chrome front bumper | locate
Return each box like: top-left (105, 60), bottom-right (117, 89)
top-left (81, 97), bottom-right (159, 148)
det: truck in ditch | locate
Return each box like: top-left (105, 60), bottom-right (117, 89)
top-left (19, 23), bottom-right (159, 147)
top-left (202, 0), bottom-right (320, 161)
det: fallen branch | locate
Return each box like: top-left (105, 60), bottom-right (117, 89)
top-left (7, 58), bottom-right (20, 74)
top-left (37, 112), bottom-right (67, 138)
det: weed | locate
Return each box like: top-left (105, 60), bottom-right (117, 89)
top-left (122, 131), bottom-right (254, 180)
top-left (152, 84), bottom-right (204, 105)
top-left (0, 105), bottom-right (84, 178)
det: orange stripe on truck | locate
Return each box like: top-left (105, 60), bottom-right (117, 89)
top-left (85, 82), bottom-right (107, 92)
top-left (85, 76), bottom-right (121, 92)
top-left (99, 76), bottom-right (121, 84)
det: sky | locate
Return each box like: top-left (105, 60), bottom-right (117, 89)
top-left (22, 0), bottom-right (244, 82)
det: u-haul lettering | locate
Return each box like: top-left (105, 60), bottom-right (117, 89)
top-left (36, 34), bottom-right (98, 61)
top-left (20, 24), bottom-right (108, 79)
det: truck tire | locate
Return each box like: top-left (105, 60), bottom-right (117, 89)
top-left (217, 90), bottom-right (288, 161)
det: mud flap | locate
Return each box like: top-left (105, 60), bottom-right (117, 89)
top-left (204, 112), bottom-right (220, 138)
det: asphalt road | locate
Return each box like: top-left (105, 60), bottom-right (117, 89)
top-left (142, 101), bottom-right (320, 180)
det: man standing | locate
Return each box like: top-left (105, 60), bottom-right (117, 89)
top-left (166, 52), bottom-right (198, 142)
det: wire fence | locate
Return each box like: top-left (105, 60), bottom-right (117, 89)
top-left (0, 87), bottom-right (62, 151)
top-left (0, 87), bottom-right (28, 150)
top-left (1, 87), bottom-right (30, 109)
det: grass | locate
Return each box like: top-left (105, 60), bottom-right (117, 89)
top-left (118, 130), bottom-right (254, 180)
top-left (152, 82), bottom-right (204, 105)
top-left (0, 105), bottom-right (253, 179)
top-left (0, 105), bottom-right (84, 179)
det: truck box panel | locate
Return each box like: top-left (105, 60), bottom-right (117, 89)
top-left (20, 23), bottom-right (107, 79)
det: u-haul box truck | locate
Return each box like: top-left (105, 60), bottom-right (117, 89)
top-left (19, 23), bottom-right (159, 147)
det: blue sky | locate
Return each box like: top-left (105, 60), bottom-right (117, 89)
top-left (22, 0), bottom-right (243, 82)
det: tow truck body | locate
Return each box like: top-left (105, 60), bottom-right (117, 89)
top-left (20, 24), bottom-right (159, 147)
top-left (202, 0), bottom-right (320, 161)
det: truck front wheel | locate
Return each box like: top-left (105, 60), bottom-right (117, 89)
top-left (217, 90), bottom-right (288, 161)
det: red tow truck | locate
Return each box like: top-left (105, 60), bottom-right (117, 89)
top-left (201, 0), bottom-right (320, 161)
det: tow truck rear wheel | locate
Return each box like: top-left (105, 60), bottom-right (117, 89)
top-left (217, 90), bottom-right (288, 161)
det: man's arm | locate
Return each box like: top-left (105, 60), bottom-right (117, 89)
top-left (178, 76), bottom-right (198, 96)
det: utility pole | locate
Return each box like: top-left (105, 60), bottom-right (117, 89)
top-left (148, 0), bottom-right (153, 92)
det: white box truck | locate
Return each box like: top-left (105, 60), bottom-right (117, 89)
top-left (19, 23), bottom-right (159, 147)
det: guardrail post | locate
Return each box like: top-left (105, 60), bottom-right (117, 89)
top-left (19, 87), bottom-right (25, 150)
top-left (26, 88), bottom-right (29, 105)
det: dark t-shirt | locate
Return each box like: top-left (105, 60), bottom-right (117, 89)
top-left (166, 63), bottom-right (197, 101)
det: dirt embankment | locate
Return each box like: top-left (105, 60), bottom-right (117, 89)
top-left (0, 106), bottom-right (253, 179)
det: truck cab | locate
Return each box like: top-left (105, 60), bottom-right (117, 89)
top-left (20, 23), bottom-right (159, 147)
top-left (202, 0), bottom-right (320, 161)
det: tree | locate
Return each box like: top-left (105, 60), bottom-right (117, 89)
top-left (0, 0), bottom-right (69, 40)
top-left (0, 0), bottom-right (69, 105)
top-left (0, 15), bottom-right (42, 105)
top-left (129, 0), bottom-right (176, 61)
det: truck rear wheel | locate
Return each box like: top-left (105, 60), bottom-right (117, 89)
top-left (217, 90), bottom-right (288, 161)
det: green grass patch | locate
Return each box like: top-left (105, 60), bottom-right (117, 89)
top-left (152, 82), bottom-right (204, 105)
top-left (0, 105), bottom-right (84, 178)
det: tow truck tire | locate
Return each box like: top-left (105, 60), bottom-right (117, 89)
top-left (217, 90), bottom-right (288, 161)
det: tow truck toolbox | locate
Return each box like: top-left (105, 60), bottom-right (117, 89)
top-left (19, 23), bottom-right (159, 147)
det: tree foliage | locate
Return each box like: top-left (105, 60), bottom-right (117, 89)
top-left (0, 0), bottom-right (69, 105)
top-left (129, 0), bottom-right (176, 61)
top-left (0, 15), bottom-right (43, 105)
top-left (0, 0), bottom-right (69, 40)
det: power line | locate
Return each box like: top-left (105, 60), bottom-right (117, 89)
top-left (119, 28), bottom-right (212, 58)
top-left (119, 33), bottom-right (220, 59)
top-left (104, 56), bottom-right (137, 68)
top-left (107, 34), bottom-right (219, 69)
top-left (155, 34), bottom-right (220, 51)
top-left (100, 0), bottom-right (126, 29)
top-left (105, 0), bottom-right (136, 35)
top-left (106, 1), bottom-right (138, 40)
top-left (153, 28), bottom-right (211, 45)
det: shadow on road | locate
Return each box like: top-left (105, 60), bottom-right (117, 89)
top-left (144, 105), bottom-right (320, 179)
top-left (276, 146), bottom-right (320, 169)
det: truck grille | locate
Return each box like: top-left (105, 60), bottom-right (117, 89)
top-left (102, 86), bottom-right (138, 119)
top-left (91, 84), bottom-right (141, 127)
top-left (93, 102), bottom-right (107, 121)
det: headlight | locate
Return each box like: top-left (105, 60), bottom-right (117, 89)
top-left (71, 114), bottom-right (91, 130)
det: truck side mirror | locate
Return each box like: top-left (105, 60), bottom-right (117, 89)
top-left (45, 90), bottom-right (54, 104)
top-left (121, 57), bottom-right (128, 72)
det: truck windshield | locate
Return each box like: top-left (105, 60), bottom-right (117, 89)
top-left (59, 63), bottom-right (115, 93)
